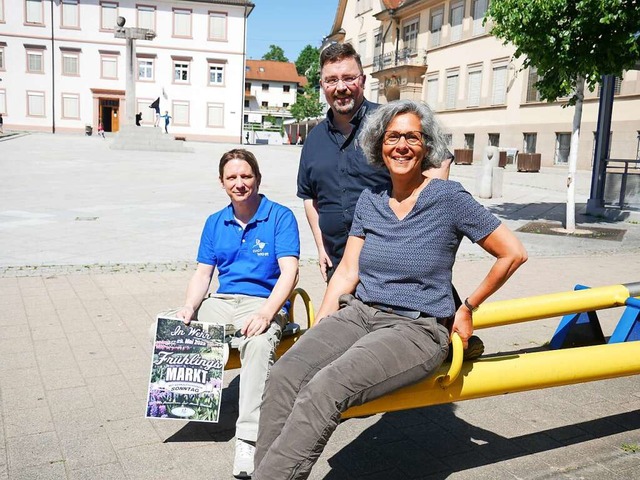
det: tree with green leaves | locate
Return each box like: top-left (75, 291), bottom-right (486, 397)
top-left (295, 45), bottom-right (320, 87)
top-left (262, 44), bottom-right (289, 62)
top-left (290, 85), bottom-right (324, 122)
top-left (487, 0), bottom-right (640, 231)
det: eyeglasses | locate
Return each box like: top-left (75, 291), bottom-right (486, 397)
top-left (322, 74), bottom-right (362, 87)
top-left (383, 131), bottom-right (425, 146)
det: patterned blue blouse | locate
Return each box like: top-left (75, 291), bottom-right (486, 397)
top-left (351, 179), bottom-right (500, 318)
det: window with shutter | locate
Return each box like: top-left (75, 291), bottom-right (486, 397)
top-left (62, 0), bottom-right (79, 28)
top-left (491, 65), bottom-right (507, 105)
top-left (446, 73), bottom-right (458, 109)
top-left (100, 2), bottom-right (117, 31)
top-left (62, 94), bottom-right (79, 119)
top-left (526, 67), bottom-right (541, 102)
top-left (427, 77), bottom-right (439, 110)
top-left (450, 0), bottom-right (464, 42)
top-left (209, 12), bottom-right (226, 41)
top-left (208, 103), bottom-right (224, 127)
top-left (173, 9), bottom-right (191, 37)
top-left (172, 102), bottom-right (189, 125)
top-left (26, 0), bottom-right (43, 24)
top-left (137, 6), bottom-right (154, 30)
top-left (472, 0), bottom-right (487, 35)
top-left (430, 8), bottom-right (443, 47)
top-left (27, 91), bottom-right (45, 116)
top-left (467, 69), bottom-right (482, 107)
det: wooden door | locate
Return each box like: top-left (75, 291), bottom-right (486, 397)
top-left (111, 108), bottom-right (119, 132)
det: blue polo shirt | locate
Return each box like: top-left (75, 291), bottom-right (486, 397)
top-left (297, 99), bottom-right (390, 266)
top-left (196, 195), bottom-right (300, 301)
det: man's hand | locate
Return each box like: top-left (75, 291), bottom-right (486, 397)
top-left (318, 249), bottom-right (333, 282)
top-left (241, 312), bottom-right (271, 337)
top-left (177, 306), bottom-right (195, 325)
top-left (451, 307), bottom-right (473, 350)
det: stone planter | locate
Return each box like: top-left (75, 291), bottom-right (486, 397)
top-left (454, 149), bottom-right (473, 165)
top-left (498, 151), bottom-right (507, 168)
top-left (518, 153), bottom-right (541, 172)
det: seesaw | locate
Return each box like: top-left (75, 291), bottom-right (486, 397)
top-left (225, 283), bottom-right (640, 419)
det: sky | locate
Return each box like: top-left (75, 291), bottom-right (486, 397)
top-left (246, 0), bottom-right (340, 62)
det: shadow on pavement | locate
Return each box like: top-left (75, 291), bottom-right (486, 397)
top-left (327, 405), bottom-right (640, 479)
top-left (488, 202), bottom-right (632, 225)
top-left (163, 377), bottom-right (239, 443)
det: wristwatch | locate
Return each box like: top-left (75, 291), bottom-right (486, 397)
top-left (464, 297), bottom-right (479, 313)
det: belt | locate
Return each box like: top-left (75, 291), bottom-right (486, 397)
top-left (365, 302), bottom-right (451, 326)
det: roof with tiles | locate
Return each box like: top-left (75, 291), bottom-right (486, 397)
top-left (245, 60), bottom-right (307, 86)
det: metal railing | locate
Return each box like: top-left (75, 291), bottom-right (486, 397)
top-left (372, 48), bottom-right (427, 73)
top-left (604, 158), bottom-right (640, 209)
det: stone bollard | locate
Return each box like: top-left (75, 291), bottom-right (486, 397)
top-left (476, 146), bottom-right (504, 199)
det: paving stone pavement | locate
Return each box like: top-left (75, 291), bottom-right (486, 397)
top-left (0, 133), bottom-right (639, 480)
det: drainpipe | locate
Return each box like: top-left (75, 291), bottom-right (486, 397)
top-left (50, 0), bottom-right (56, 133)
top-left (240, 3), bottom-right (249, 144)
top-left (380, 11), bottom-right (394, 64)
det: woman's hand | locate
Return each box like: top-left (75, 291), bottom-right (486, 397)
top-left (451, 306), bottom-right (473, 350)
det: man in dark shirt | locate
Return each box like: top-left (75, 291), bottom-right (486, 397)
top-left (297, 43), bottom-right (390, 281)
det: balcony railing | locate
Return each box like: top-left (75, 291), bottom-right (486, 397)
top-left (372, 48), bottom-right (427, 73)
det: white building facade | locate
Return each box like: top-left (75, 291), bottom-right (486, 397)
top-left (327, 0), bottom-right (640, 170)
top-left (244, 59), bottom-right (305, 128)
top-left (0, 0), bottom-right (254, 142)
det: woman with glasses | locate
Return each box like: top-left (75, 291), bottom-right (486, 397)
top-left (253, 100), bottom-right (527, 480)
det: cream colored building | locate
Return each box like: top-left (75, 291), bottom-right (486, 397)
top-left (327, 0), bottom-right (640, 169)
top-left (244, 59), bottom-right (305, 128)
top-left (0, 0), bottom-right (254, 142)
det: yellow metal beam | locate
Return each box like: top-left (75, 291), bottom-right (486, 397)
top-left (473, 284), bottom-right (632, 328)
top-left (342, 341), bottom-right (640, 419)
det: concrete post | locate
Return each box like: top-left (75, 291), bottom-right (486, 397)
top-left (476, 146), bottom-right (503, 199)
top-left (125, 37), bottom-right (136, 127)
top-left (114, 17), bottom-right (155, 129)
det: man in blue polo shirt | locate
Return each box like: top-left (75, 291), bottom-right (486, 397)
top-left (174, 149), bottom-right (299, 479)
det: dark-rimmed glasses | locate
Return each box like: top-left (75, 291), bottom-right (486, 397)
top-left (322, 74), bottom-right (362, 87)
top-left (383, 131), bottom-right (425, 146)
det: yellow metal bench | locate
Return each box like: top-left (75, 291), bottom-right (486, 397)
top-left (225, 282), bottom-right (640, 420)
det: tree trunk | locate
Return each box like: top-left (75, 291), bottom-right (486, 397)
top-left (565, 76), bottom-right (585, 233)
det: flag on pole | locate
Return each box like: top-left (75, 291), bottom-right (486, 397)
top-left (149, 97), bottom-right (160, 113)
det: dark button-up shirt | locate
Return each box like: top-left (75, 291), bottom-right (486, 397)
top-left (297, 99), bottom-right (391, 266)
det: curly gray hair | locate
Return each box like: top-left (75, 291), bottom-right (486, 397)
top-left (359, 99), bottom-right (449, 171)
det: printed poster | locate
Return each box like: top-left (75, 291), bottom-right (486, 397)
top-left (146, 317), bottom-right (225, 423)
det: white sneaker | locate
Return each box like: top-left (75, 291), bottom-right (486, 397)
top-left (233, 438), bottom-right (255, 479)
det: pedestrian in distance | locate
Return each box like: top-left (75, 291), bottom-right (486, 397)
top-left (253, 99), bottom-right (528, 480)
top-left (97, 119), bottom-right (105, 138)
top-left (161, 111), bottom-right (171, 134)
top-left (135, 112), bottom-right (142, 126)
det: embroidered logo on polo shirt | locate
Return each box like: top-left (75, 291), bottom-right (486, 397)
top-left (253, 239), bottom-right (269, 257)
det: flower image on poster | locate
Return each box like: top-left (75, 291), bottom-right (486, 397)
top-left (146, 317), bottom-right (225, 422)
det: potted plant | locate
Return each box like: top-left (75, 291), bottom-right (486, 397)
top-left (453, 148), bottom-right (473, 165)
top-left (518, 152), bottom-right (541, 172)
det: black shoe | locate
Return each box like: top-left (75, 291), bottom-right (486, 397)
top-left (447, 335), bottom-right (485, 362)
